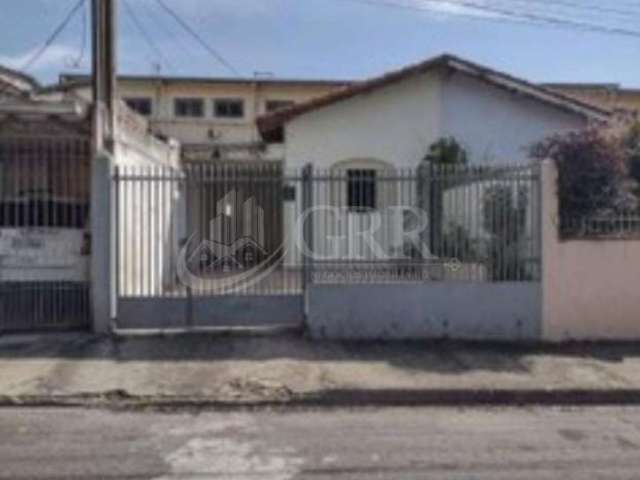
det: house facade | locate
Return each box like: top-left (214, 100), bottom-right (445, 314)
top-left (45, 74), bottom-right (351, 160)
top-left (256, 54), bottom-right (610, 266)
top-left (259, 54), bottom-right (610, 170)
top-left (0, 66), bottom-right (39, 100)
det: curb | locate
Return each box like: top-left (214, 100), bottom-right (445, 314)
top-left (3, 389), bottom-right (640, 410)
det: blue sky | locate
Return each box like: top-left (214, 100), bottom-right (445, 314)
top-left (2, 0), bottom-right (640, 87)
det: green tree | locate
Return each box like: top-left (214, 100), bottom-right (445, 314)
top-left (418, 137), bottom-right (468, 256)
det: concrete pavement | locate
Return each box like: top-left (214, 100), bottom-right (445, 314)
top-left (3, 406), bottom-right (640, 479)
top-left (3, 333), bottom-right (640, 406)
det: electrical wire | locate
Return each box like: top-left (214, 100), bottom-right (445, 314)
top-left (154, 0), bottom-right (241, 76)
top-left (340, 0), bottom-right (640, 38)
top-left (20, 0), bottom-right (88, 73)
top-left (68, 0), bottom-right (88, 68)
top-left (122, 0), bottom-right (175, 73)
top-left (0, 0), bottom-right (86, 96)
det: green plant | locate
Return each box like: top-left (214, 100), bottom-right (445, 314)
top-left (424, 137), bottom-right (469, 166)
top-left (482, 184), bottom-right (529, 281)
top-left (530, 129), bottom-right (625, 230)
top-left (623, 121), bottom-right (640, 199)
top-left (418, 137), bottom-right (468, 256)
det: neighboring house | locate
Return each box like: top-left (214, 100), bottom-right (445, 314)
top-left (0, 66), bottom-right (39, 100)
top-left (0, 75), bottom-right (180, 333)
top-left (543, 82), bottom-right (640, 114)
top-left (41, 74), bottom-right (351, 160)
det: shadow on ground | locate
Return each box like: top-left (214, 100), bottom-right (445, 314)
top-left (2, 331), bottom-right (640, 376)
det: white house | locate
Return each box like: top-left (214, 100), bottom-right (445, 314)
top-left (256, 54), bottom-right (611, 265)
top-left (258, 53), bottom-right (609, 169)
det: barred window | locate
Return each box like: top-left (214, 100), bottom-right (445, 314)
top-left (214, 98), bottom-right (244, 118)
top-left (174, 98), bottom-right (204, 118)
top-left (124, 97), bottom-right (152, 116)
top-left (347, 169), bottom-right (377, 211)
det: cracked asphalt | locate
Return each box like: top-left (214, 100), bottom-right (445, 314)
top-left (2, 406), bottom-right (640, 479)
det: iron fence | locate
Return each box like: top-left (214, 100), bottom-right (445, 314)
top-left (116, 161), bottom-right (541, 301)
top-left (0, 136), bottom-right (92, 332)
top-left (305, 163), bottom-right (541, 284)
top-left (560, 211), bottom-right (640, 238)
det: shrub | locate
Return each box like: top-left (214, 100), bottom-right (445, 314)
top-left (530, 129), bottom-right (625, 223)
top-left (482, 184), bottom-right (530, 281)
top-left (419, 137), bottom-right (468, 256)
top-left (623, 121), bottom-right (640, 193)
top-left (424, 137), bottom-right (468, 166)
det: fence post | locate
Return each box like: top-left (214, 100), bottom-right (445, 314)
top-left (301, 164), bottom-right (314, 298)
top-left (90, 151), bottom-right (117, 333)
top-left (539, 158), bottom-right (560, 341)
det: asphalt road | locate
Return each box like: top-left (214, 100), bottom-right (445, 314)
top-left (2, 406), bottom-right (640, 479)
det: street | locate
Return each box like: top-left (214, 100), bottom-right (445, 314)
top-left (1, 406), bottom-right (640, 479)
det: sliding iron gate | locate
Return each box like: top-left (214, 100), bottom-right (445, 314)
top-left (114, 161), bottom-right (306, 329)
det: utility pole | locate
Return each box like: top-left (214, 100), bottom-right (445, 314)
top-left (91, 0), bottom-right (118, 333)
top-left (92, 0), bottom-right (117, 153)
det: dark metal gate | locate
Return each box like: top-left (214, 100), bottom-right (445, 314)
top-left (0, 136), bottom-right (92, 332)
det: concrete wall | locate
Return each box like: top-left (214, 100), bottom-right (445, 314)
top-left (308, 283), bottom-right (541, 341)
top-left (541, 160), bottom-right (640, 341)
top-left (114, 105), bottom-right (182, 299)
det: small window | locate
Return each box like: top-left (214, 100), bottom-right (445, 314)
top-left (347, 169), bottom-right (377, 211)
top-left (214, 98), bottom-right (244, 118)
top-left (124, 97), bottom-right (152, 116)
top-left (174, 98), bottom-right (204, 118)
top-left (265, 100), bottom-right (294, 113)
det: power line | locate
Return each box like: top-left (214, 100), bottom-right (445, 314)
top-left (69, 0), bottom-right (89, 68)
top-left (20, 0), bottom-right (88, 73)
top-left (339, 0), bottom-right (550, 28)
top-left (424, 0), bottom-right (640, 37)
top-left (0, 0), bottom-right (86, 97)
top-left (496, 0), bottom-right (640, 19)
top-left (341, 0), bottom-right (640, 38)
top-left (122, 0), bottom-right (175, 73)
top-left (153, 0), bottom-right (241, 76)
top-left (139, 0), bottom-right (201, 66)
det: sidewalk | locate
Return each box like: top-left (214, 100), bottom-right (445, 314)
top-left (2, 332), bottom-right (640, 408)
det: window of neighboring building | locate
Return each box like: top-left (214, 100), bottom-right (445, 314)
top-left (174, 98), bottom-right (204, 118)
top-left (214, 98), bottom-right (245, 118)
top-left (347, 169), bottom-right (377, 211)
top-left (124, 97), bottom-right (152, 116)
top-left (265, 100), bottom-right (294, 113)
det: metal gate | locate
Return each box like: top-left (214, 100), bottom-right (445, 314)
top-left (0, 136), bottom-right (92, 332)
top-left (114, 161), bottom-right (306, 330)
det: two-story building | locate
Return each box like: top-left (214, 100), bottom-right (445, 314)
top-left (42, 74), bottom-right (352, 160)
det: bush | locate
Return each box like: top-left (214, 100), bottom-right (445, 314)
top-left (482, 184), bottom-right (529, 281)
top-left (424, 137), bottom-right (468, 166)
top-left (419, 137), bottom-right (469, 256)
top-left (530, 129), bottom-right (625, 222)
top-left (623, 122), bottom-right (640, 191)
